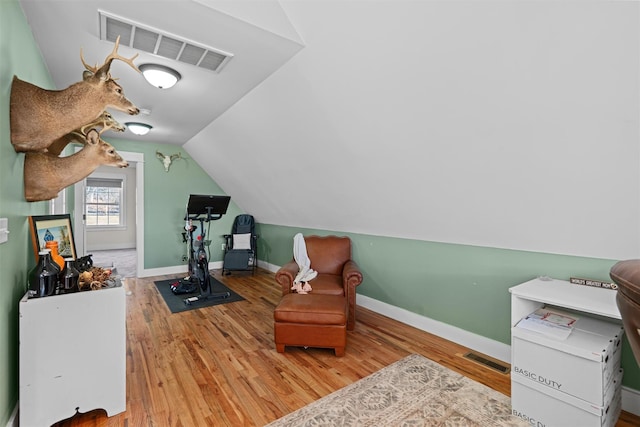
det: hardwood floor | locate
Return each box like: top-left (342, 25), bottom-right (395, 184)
top-left (52, 268), bottom-right (640, 427)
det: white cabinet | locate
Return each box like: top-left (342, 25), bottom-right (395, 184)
top-left (19, 286), bottom-right (126, 427)
top-left (510, 277), bottom-right (620, 327)
top-left (509, 278), bottom-right (623, 427)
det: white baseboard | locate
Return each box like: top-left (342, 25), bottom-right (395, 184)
top-left (356, 293), bottom-right (640, 417)
top-left (139, 260), bottom-right (276, 279)
top-left (356, 294), bottom-right (511, 362)
top-left (622, 385), bottom-right (640, 417)
top-left (6, 402), bottom-right (17, 427)
top-left (138, 261), bottom-right (223, 278)
top-left (87, 244), bottom-right (136, 251)
top-left (258, 260), bottom-right (280, 273)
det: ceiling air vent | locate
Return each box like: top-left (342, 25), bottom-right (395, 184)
top-left (98, 10), bottom-right (233, 73)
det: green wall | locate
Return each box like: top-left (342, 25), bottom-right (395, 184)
top-left (0, 0), bottom-right (54, 424)
top-left (98, 138), bottom-right (243, 269)
top-left (256, 223), bottom-right (640, 390)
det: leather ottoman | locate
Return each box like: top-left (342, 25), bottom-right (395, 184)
top-left (274, 293), bottom-right (347, 356)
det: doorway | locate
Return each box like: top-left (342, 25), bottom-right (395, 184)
top-left (74, 151), bottom-right (144, 277)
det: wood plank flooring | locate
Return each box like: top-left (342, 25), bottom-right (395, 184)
top-left (52, 268), bottom-right (640, 427)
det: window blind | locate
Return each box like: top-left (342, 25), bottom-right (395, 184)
top-left (87, 178), bottom-right (122, 188)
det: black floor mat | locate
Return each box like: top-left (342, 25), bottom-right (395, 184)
top-left (154, 276), bottom-right (245, 313)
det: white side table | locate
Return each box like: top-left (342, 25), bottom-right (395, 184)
top-left (509, 277), bottom-right (620, 327)
top-left (19, 286), bottom-right (126, 426)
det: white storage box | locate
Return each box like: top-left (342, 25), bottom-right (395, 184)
top-left (511, 369), bottom-right (622, 427)
top-left (512, 309), bottom-right (623, 405)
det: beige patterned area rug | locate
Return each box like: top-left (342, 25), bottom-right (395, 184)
top-left (266, 354), bottom-right (528, 427)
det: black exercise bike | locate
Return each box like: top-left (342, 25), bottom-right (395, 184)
top-left (171, 195), bottom-right (232, 305)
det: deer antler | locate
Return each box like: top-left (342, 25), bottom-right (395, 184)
top-left (102, 36), bottom-right (140, 74)
top-left (80, 47), bottom-right (99, 75)
top-left (80, 36), bottom-right (140, 80)
top-left (80, 111), bottom-right (125, 136)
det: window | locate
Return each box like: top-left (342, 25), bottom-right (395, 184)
top-left (85, 176), bottom-right (125, 227)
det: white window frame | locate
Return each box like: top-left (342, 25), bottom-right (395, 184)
top-left (85, 172), bottom-right (127, 230)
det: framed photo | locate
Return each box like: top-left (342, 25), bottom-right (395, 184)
top-left (29, 214), bottom-right (77, 261)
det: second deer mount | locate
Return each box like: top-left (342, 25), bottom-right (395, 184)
top-left (156, 151), bottom-right (185, 172)
top-left (24, 130), bottom-right (128, 202)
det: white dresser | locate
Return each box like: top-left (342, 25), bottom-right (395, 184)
top-left (19, 286), bottom-right (126, 426)
top-left (509, 278), bottom-right (623, 427)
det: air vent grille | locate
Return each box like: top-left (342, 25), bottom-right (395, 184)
top-left (99, 11), bottom-right (233, 73)
top-left (462, 352), bottom-right (510, 374)
top-left (132, 27), bottom-right (158, 53)
top-left (105, 16), bottom-right (133, 42)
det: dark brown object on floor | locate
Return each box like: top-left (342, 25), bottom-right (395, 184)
top-left (274, 293), bottom-right (347, 356)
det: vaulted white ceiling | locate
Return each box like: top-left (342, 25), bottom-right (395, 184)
top-left (185, 0), bottom-right (640, 260)
top-left (19, 1), bottom-right (640, 260)
top-left (19, 0), bottom-right (304, 144)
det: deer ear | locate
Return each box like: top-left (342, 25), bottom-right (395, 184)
top-left (95, 60), bottom-right (113, 82)
top-left (97, 70), bottom-right (109, 82)
top-left (82, 70), bottom-right (94, 81)
top-left (86, 129), bottom-right (100, 146)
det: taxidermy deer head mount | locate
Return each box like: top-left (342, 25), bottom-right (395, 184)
top-left (10, 35), bottom-right (140, 153)
top-left (24, 129), bottom-right (128, 202)
top-left (156, 150), bottom-right (183, 172)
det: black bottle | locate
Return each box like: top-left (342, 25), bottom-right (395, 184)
top-left (59, 257), bottom-right (80, 294)
top-left (27, 250), bottom-right (58, 298)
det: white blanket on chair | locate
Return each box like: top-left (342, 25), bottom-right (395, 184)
top-left (293, 233), bottom-right (317, 293)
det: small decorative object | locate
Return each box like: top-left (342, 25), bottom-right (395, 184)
top-left (156, 150), bottom-right (183, 172)
top-left (27, 249), bottom-right (58, 298)
top-left (29, 214), bottom-right (76, 262)
top-left (78, 266), bottom-right (116, 291)
top-left (569, 277), bottom-right (618, 290)
top-left (291, 282), bottom-right (312, 294)
top-left (291, 233), bottom-right (317, 294)
top-left (59, 257), bottom-right (80, 294)
top-left (45, 240), bottom-right (65, 271)
top-left (75, 255), bottom-right (93, 273)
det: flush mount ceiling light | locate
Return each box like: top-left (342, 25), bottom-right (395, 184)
top-left (139, 64), bottom-right (181, 89)
top-left (125, 122), bottom-right (153, 136)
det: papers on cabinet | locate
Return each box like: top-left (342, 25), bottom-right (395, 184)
top-left (516, 307), bottom-right (579, 340)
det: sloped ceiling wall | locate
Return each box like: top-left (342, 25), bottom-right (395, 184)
top-left (17, 0), bottom-right (305, 145)
top-left (184, 0), bottom-right (639, 260)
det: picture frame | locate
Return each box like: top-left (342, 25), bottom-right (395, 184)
top-left (29, 214), bottom-right (77, 261)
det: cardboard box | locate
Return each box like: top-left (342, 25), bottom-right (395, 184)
top-left (511, 369), bottom-right (622, 427)
top-left (512, 309), bottom-right (623, 405)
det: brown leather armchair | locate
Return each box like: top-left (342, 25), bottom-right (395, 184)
top-left (275, 235), bottom-right (363, 330)
top-left (610, 259), bottom-right (640, 366)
